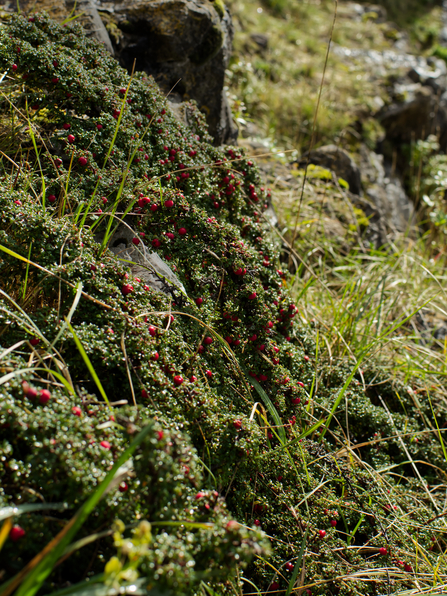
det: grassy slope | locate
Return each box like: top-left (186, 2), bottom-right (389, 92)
top-left (226, 0), bottom-right (444, 152)
top-left (227, 0), bottom-right (447, 592)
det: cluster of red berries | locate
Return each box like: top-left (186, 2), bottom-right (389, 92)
top-left (22, 381), bottom-right (51, 405)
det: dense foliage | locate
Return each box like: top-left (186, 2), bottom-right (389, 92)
top-left (1, 12), bottom-right (447, 596)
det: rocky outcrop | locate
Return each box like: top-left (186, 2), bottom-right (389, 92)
top-left (101, 0), bottom-right (238, 145)
top-left (359, 144), bottom-right (414, 235)
top-left (65, 0), bottom-right (115, 55)
top-left (296, 145), bottom-right (362, 195)
top-left (104, 219), bottom-right (187, 298)
top-left (378, 58), bottom-right (447, 162)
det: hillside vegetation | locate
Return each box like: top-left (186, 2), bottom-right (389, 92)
top-left (1, 3), bottom-right (447, 596)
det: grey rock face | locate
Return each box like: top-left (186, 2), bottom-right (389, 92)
top-left (65, 0), bottom-right (115, 55)
top-left (296, 145), bottom-right (362, 195)
top-left (108, 0), bottom-right (238, 145)
top-left (379, 85), bottom-right (447, 151)
top-left (98, 219), bottom-right (186, 298)
top-left (364, 153), bottom-right (414, 233)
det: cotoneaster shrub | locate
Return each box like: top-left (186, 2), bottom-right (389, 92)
top-left (0, 12), bottom-right (447, 595)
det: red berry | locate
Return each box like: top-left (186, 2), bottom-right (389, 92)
top-left (132, 237), bottom-right (140, 246)
top-left (166, 232), bottom-right (175, 240)
top-left (78, 156), bottom-right (88, 166)
top-left (157, 430), bottom-right (164, 440)
top-left (96, 124), bottom-right (103, 130)
top-left (30, 338), bottom-right (39, 346)
top-left (51, 77), bottom-right (59, 84)
top-left (178, 227), bottom-right (187, 236)
top-left (122, 284), bottom-right (134, 296)
top-left (151, 352), bottom-right (159, 361)
top-left (9, 525), bottom-right (25, 542)
top-left (285, 562), bottom-right (294, 572)
top-left (150, 204), bottom-right (158, 212)
top-left (148, 326), bottom-right (156, 336)
top-left (225, 336), bottom-right (232, 344)
top-left (254, 519), bottom-right (261, 526)
top-left (39, 389), bottom-right (51, 405)
top-left (62, 123), bottom-right (71, 130)
top-left (404, 563), bottom-right (412, 572)
top-left (67, 134), bottom-right (75, 143)
top-left (248, 292), bottom-right (257, 299)
top-left (379, 547), bottom-right (387, 555)
top-left (72, 406), bottom-right (82, 417)
top-left (12, 64), bottom-right (18, 72)
top-left (233, 419), bottom-right (242, 429)
top-left (119, 482), bottom-right (128, 492)
top-left (318, 530), bottom-right (326, 538)
top-left (330, 519), bottom-right (337, 527)
top-left (297, 381), bottom-right (305, 388)
top-left (173, 375), bottom-right (184, 386)
top-left (205, 370), bottom-right (213, 378)
top-left (100, 440), bottom-right (111, 449)
top-left (164, 199), bottom-right (174, 208)
top-left (48, 194), bottom-right (56, 203)
top-left (204, 336), bottom-right (213, 345)
top-left (26, 386), bottom-right (38, 400)
top-left (189, 375), bottom-right (197, 383)
top-left (195, 297), bottom-right (203, 306)
top-left (270, 582), bottom-right (279, 592)
top-left (152, 238), bottom-right (161, 248)
top-left (119, 87), bottom-right (126, 94)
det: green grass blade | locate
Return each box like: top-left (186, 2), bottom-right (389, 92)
top-left (65, 319), bottom-right (111, 410)
top-left (347, 512), bottom-right (364, 546)
top-left (240, 577), bottom-right (262, 596)
top-left (12, 423), bottom-right (155, 596)
top-left (25, 107), bottom-right (46, 210)
top-left (281, 418), bottom-right (326, 449)
top-left (285, 528), bottom-right (308, 596)
top-left (21, 242), bottom-right (32, 302)
top-left (241, 366), bottom-right (286, 445)
top-left (49, 283), bottom-right (83, 350)
top-left (0, 503), bottom-right (68, 522)
top-left (0, 366), bottom-right (75, 396)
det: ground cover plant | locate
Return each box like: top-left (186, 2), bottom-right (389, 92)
top-left (2, 8), bottom-right (447, 596)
